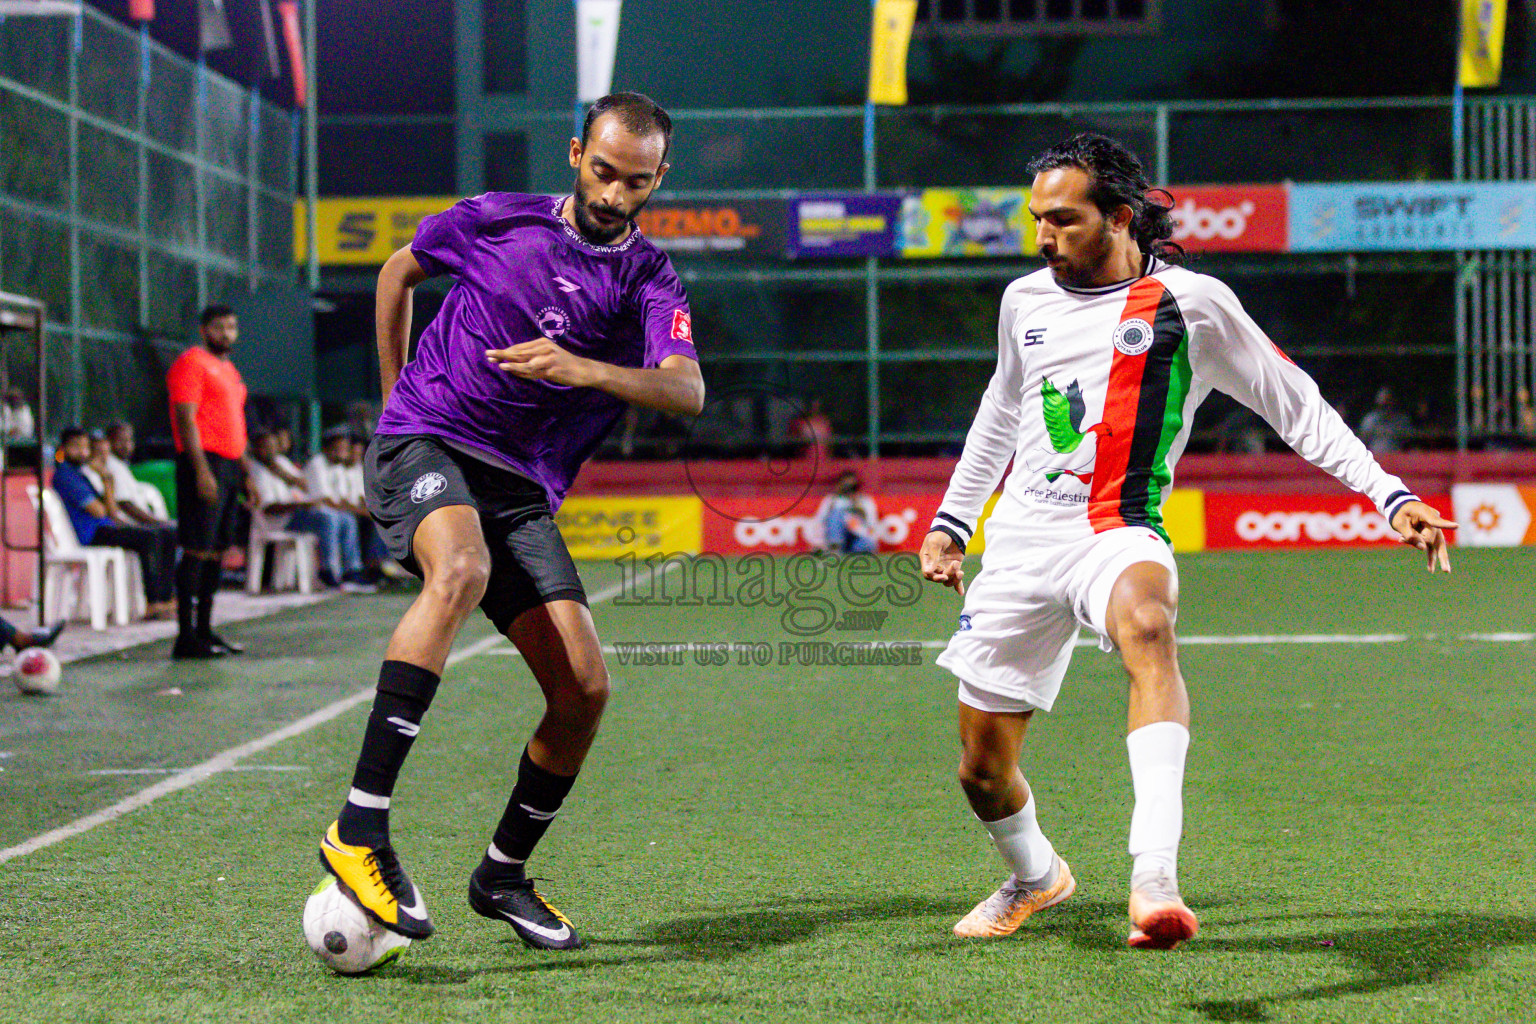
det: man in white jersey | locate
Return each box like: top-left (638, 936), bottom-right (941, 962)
top-left (918, 134), bottom-right (1455, 951)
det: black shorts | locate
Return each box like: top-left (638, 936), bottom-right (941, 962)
top-left (365, 433), bottom-right (587, 632)
top-left (176, 451), bottom-right (244, 551)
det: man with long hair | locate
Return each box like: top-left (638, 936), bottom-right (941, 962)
top-left (919, 133), bottom-right (1454, 950)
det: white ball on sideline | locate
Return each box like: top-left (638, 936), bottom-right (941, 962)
top-left (302, 876), bottom-right (411, 975)
top-left (14, 648), bottom-right (61, 695)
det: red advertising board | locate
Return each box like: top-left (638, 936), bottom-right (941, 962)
top-left (1168, 185), bottom-right (1288, 253)
top-left (1204, 492), bottom-right (1452, 549)
top-left (701, 493), bottom-right (940, 555)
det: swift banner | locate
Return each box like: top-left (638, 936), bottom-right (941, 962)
top-left (789, 195), bottom-right (901, 258)
top-left (634, 200), bottom-right (786, 256)
top-left (293, 196), bottom-right (457, 265)
top-left (1288, 182), bottom-right (1536, 251)
top-left (901, 189), bottom-right (1037, 258)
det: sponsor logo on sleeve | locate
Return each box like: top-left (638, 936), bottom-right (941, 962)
top-left (671, 309), bottom-right (693, 343)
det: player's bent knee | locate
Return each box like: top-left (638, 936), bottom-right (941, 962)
top-left (1119, 600), bottom-right (1176, 650)
top-left (956, 756), bottom-right (1011, 798)
top-left (426, 552), bottom-right (491, 611)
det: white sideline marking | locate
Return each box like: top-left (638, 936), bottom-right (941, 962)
top-left (0, 564), bottom-right (669, 867)
top-left (84, 765), bottom-right (308, 777)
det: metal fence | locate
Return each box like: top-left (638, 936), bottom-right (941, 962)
top-left (443, 96), bottom-right (1521, 456)
top-left (0, 6), bottom-right (296, 437)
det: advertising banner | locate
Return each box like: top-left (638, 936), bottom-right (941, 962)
top-left (1204, 493), bottom-right (1452, 549)
top-left (789, 194), bottom-right (902, 258)
top-left (901, 189), bottom-right (1037, 258)
top-left (1451, 483), bottom-right (1536, 546)
top-left (293, 196), bottom-right (457, 266)
top-left (1289, 182), bottom-right (1536, 252)
top-left (555, 496), bottom-right (702, 559)
top-left (634, 200), bottom-right (786, 257)
top-left (1168, 185), bottom-right (1288, 254)
top-left (701, 493), bottom-right (936, 555)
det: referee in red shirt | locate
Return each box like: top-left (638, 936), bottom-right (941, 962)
top-left (168, 305), bottom-right (250, 659)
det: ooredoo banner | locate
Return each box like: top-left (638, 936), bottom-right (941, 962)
top-left (1168, 185), bottom-right (1287, 253)
top-left (701, 493), bottom-right (937, 555)
top-left (1204, 493), bottom-right (1452, 549)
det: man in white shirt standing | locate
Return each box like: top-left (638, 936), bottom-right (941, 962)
top-left (919, 133), bottom-right (1455, 951)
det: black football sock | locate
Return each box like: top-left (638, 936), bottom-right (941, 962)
top-left (194, 557), bottom-right (221, 636)
top-left (336, 660), bottom-right (441, 847)
top-left (477, 747), bottom-right (578, 884)
top-left (175, 556), bottom-right (199, 637)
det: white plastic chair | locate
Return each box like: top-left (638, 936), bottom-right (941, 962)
top-left (137, 481), bottom-right (169, 520)
top-left (29, 484), bottom-right (132, 631)
top-left (246, 508), bottom-right (317, 595)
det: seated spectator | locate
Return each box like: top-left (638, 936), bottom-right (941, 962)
top-left (0, 614), bottom-right (64, 652)
top-left (103, 421), bottom-right (174, 526)
top-left (52, 426), bottom-right (177, 618)
top-left (2, 387), bottom-right (34, 441)
top-left (818, 471), bottom-right (878, 554)
top-left (1358, 386), bottom-right (1413, 454)
top-left (276, 429), bottom-right (374, 592)
top-left (271, 426), bottom-right (309, 489)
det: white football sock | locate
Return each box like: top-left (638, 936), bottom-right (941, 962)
top-left (346, 787), bottom-right (390, 810)
top-left (485, 842), bottom-right (523, 866)
top-left (980, 792), bottom-right (1057, 885)
top-left (1126, 721), bottom-right (1190, 882)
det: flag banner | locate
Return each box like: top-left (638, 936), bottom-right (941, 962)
top-left (277, 0), bottom-right (306, 106)
top-left (900, 189), bottom-right (1038, 258)
top-left (128, 0), bottom-right (153, 20)
top-left (789, 194), bottom-right (902, 258)
top-left (0, 2), bottom-right (82, 14)
top-left (1289, 181), bottom-right (1536, 251)
top-left (868, 0), bottom-right (918, 105)
top-left (197, 0), bottom-right (232, 51)
top-left (577, 0), bottom-right (622, 104)
top-left (257, 0), bottom-right (281, 77)
top-left (1460, 0), bottom-right (1506, 88)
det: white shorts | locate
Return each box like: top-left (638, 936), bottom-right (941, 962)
top-left (936, 525), bottom-right (1177, 715)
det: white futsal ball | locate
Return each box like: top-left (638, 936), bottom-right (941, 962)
top-left (14, 648), bottom-right (61, 695)
top-left (302, 876), bottom-right (411, 975)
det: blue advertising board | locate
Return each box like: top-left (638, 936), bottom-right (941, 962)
top-left (1289, 182), bottom-right (1536, 251)
top-left (788, 194), bottom-right (902, 258)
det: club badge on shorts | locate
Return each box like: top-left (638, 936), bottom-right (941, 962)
top-left (1112, 317), bottom-right (1155, 356)
top-left (410, 472), bottom-right (447, 504)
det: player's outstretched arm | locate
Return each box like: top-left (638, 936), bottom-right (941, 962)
top-left (485, 341), bottom-right (705, 417)
top-left (1390, 499), bottom-right (1457, 573)
top-left (919, 530), bottom-right (967, 595)
top-left (376, 247), bottom-right (430, 401)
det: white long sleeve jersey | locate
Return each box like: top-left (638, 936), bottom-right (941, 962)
top-left (931, 259), bottom-right (1418, 550)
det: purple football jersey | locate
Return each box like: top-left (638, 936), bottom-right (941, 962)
top-left (376, 191), bottom-right (697, 509)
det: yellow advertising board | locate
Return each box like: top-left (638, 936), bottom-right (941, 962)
top-left (1161, 488), bottom-right (1206, 553)
top-left (901, 189), bottom-right (1038, 259)
top-left (555, 496), bottom-right (703, 560)
top-left (293, 196), bottom-right (458, 266)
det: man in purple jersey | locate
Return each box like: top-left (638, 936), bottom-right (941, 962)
top-left (318, 93), bottom-right (705, 951)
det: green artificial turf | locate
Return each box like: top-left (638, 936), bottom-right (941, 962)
top-left (0, 549), bottom-right (1531, 1023)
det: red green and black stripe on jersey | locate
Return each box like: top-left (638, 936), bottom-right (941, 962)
top-left (1088, 277), bottom-right (1193, 541)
